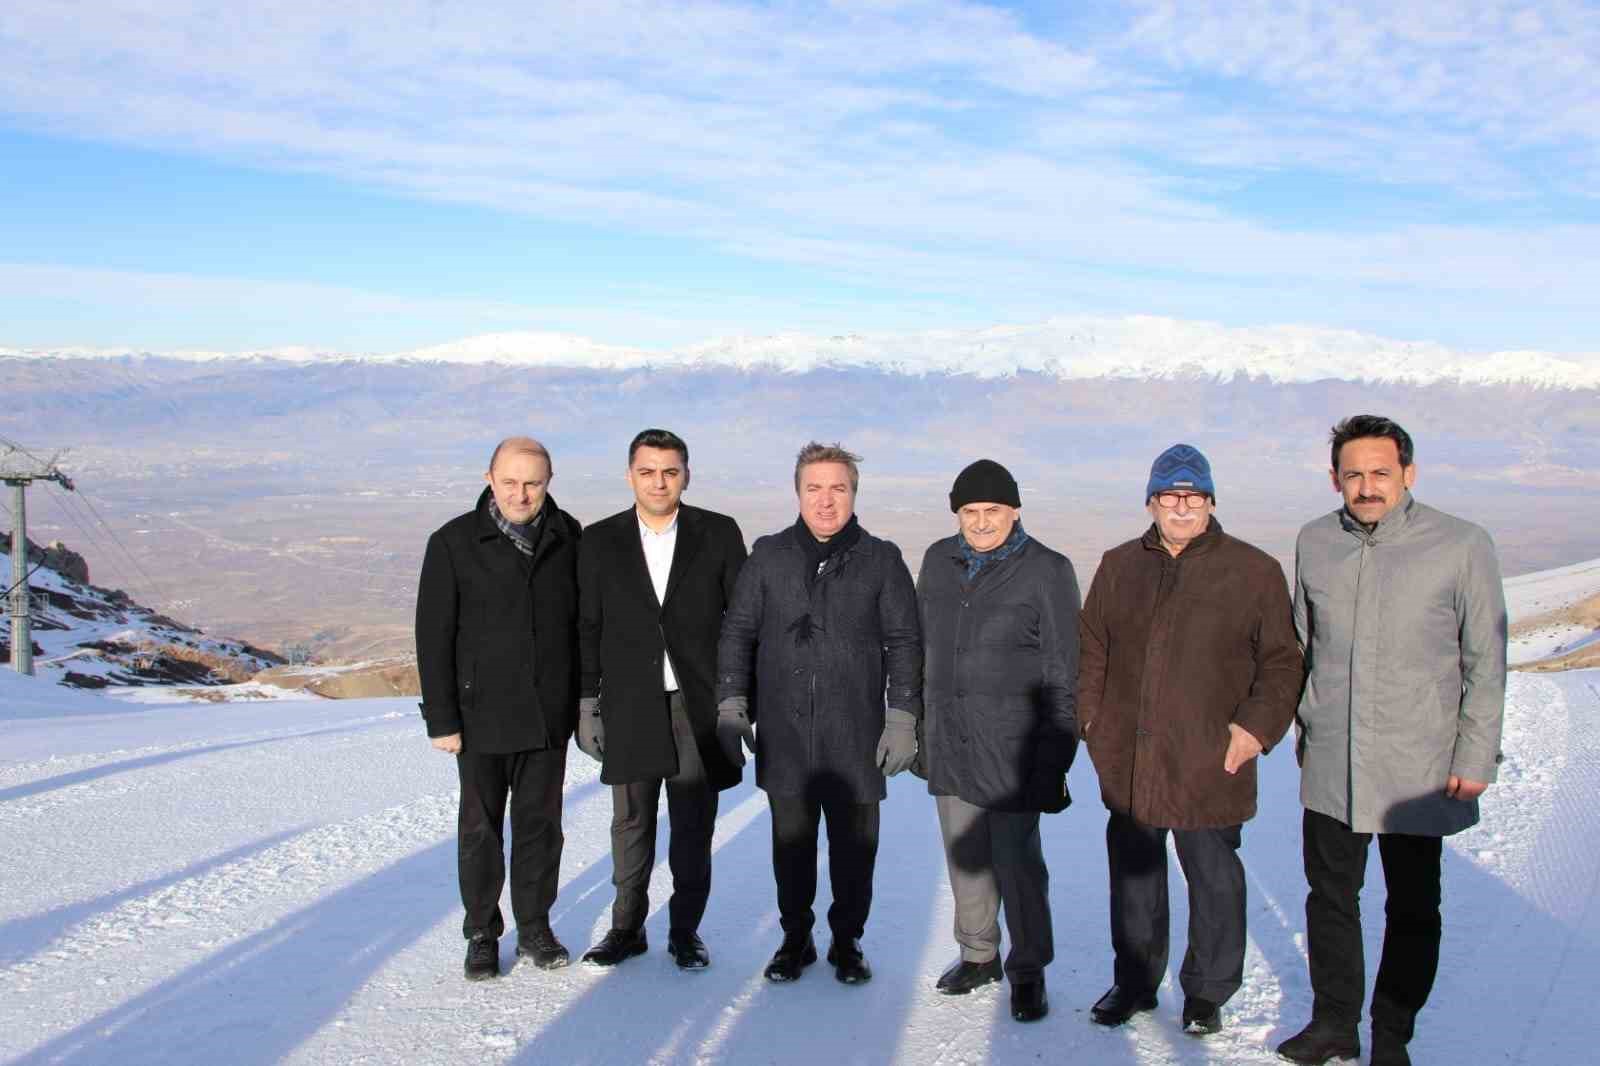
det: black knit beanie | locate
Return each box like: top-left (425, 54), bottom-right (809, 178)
top-left (949, 459), bottom-right (1021, 512)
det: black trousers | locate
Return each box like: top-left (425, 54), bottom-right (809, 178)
top-left (456, 744), bottom-right (566, 941)
top-left (1106, 810), bottom-right (1246, 1005)
top-left (937, 794), bottom-right (1053, 983)
top-left (609, 692), bottom-right (720, 933)
top-left (1302, 808), bottom-right (1443, 1041)
top-left (768, 788), bottom-right (880, 942)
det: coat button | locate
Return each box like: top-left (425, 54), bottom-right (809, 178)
top-left (957, 689), bottom-right (966, 698)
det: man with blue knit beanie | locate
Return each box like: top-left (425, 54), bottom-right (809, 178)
top-left (1078, 443), bottom-right (1303, 1036)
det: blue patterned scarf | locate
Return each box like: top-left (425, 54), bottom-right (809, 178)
top-left (959, 521), bottom-right (1029, 581)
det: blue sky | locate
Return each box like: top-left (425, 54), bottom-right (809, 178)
top-left (1, 0), bottom-right (1597, 353)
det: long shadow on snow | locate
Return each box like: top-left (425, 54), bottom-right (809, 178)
top-left (13, 775), bottom-right (612, 1066)
top-left (0, 827), bottom-right (304, 968)
top-left (11, 839), bottom-right (459, 1066)
top-left (508, 771), bottom-right (944, 1066)
top-left (0, 719), bottom-right (403, 804)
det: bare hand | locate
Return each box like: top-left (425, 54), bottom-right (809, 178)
top-left (1223, 723), bottom-right (1263, 775)
top-left (1446, 774), bottom-right (1488, 801)
top-left (431, 733), bottom-right (462, 754)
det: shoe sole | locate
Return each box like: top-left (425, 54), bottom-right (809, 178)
top-left (1090, 1000), bottom-right (1158, 1027)
top-left (764, 947), bottom-right (818, 982)
top-left (667, 946), bottom-right (710, 970)
top-left (936, 977), bottom-right (1002, 996)
top-left (582, 942), bottom-right (648, 967)
top-left (516, 951), bottom-right (570, 971)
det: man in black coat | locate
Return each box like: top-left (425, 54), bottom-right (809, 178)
top-left (574, 428), bottom-right (748, 970)
top-left (716, 441), bottom-right (923, 986)
top-left (916, 459), bottom-right (1081, 1024)
top-left (415, 436), bottom-right (582, 981)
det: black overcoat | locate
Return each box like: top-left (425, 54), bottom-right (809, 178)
top-left (578, 504), bottom-right (748, 791)
top-left (917, 535), bottom-right (1081, 813)
top-left (415, 489), bottom-right (582, 754)
top-left (716, 522), bottom-right (923, 803)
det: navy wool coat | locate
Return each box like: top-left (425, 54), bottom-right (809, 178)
top-left (917, 534), bottom-right (1081, 813)
top-left (716, 522), bottom-right (923, 803)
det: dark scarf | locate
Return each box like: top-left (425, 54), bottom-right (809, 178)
top-left (795, 513), bottom-right (862, 585)
top-left (489, 496), bottom-right (545, 557)
top-left (959, 520), bottom-right (1029, 582)
top-left (788, 513), bottom-right (862, 645)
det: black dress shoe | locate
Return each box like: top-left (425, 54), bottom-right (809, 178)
top-left (666, 929), bottom-right (710, 970)
top-left (581, 927), bottom-right (648, 967)
top-left (1010, 978), bottom-right (1049, 1022)
top-left (763, 933), bottom-right (818, 982)
top-left (935, 957), bottom-right (1002, 995)
top-left (464, 933), bottom-right (499, 981)
top-left (515, 926), bottom-right (570, 970)
top-left (1182, 997), bottom-right (1222, 1035)
top-left (1369, 1028), bottom-right (1410, 1066)
top-left (1275, 1019), bottom-right (1361, 1064)
top-left (1090, 984), bottom-right (1158, 1026)
top-left (826, 938), bottom-right (873, 985)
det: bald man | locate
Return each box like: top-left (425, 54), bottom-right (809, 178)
top-left (416, 437), bottom-right (584, 980)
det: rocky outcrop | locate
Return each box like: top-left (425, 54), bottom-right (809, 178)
top-left (254, 657), bottom-right (420, 699)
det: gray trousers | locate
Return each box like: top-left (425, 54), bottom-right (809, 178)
top-left (936, 793), bottom-right (1054, 984)
top-left (609, 693), bottom-right (719, 933)
top-left (1106, 810), bottom-right (1246, 1005)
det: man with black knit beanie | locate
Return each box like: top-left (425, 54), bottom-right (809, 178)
top-left (916, 459), bottom-right (1082, 1023)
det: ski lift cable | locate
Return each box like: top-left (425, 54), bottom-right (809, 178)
top-left (71, 488), bottom-right (174, 609)
top-left (42, 484), bottom-right (139, 601)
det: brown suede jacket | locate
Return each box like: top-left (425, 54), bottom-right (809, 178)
top-left (1078, 520), bottom-right (1303, 829)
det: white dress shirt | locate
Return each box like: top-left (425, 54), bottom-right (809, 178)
top-left (638, 509), bottom-right (680, 692)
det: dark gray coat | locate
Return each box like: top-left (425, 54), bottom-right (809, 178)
top-left (716, 521), bottom-right (923, 803)
top-left (917, 535), bottom-right (1081, 813)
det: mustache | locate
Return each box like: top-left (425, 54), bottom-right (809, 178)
top-left (1355, 494), bottom-right (1387, 504)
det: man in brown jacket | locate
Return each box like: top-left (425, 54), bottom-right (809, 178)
top-left (1078, 444), bottom-right (1303, 1035)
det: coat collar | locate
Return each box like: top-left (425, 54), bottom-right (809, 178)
top-left (1338, 489), bottom-right (1416, 542)
top-left (1140, 516), bottom-right (1224, 559)
top-left (620, 503), bottom-right (704, 608)
top-left (472, 487), bottom-right (568, 565)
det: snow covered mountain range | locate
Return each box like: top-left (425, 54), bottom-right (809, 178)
top-left (6, 316), bottom-right (1599, 388)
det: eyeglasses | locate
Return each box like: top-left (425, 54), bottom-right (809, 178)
top-left (1154, 492), bottom-right (1210, 510)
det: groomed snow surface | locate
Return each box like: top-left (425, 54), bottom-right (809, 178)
top-left (3, 648), bottom-right (1597, 1063)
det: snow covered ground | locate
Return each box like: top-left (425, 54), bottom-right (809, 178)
top-left (1505, 557), bottom-right (1600, 666)
top-left (3, 579), bottom-right (1598, 1064)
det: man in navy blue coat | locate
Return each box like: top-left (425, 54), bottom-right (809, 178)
top-left (716, 442), bottom-right (922, 986)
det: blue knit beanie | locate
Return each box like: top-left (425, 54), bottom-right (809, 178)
top-left (1146, 444), bottom-right (1215, 502)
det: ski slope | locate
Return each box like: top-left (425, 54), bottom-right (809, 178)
top-left (2, 585), bottom-right (1597, 1064)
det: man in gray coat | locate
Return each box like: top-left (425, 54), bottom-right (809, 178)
top-left (917, 459), bottom-right (1080, 1024)
top-left (1278, 415), bottom-right (1507, 1066)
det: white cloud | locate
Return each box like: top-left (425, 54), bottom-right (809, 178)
top-left (1, 1), bottom-right (1598, 347)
